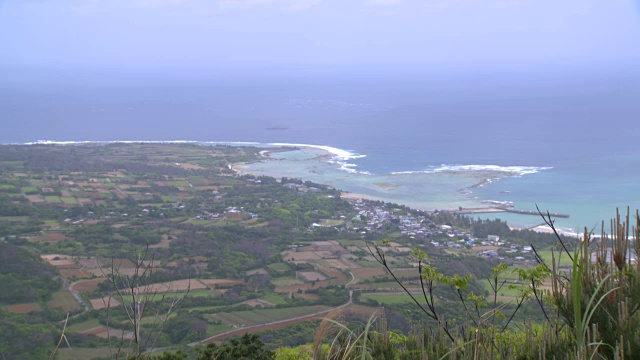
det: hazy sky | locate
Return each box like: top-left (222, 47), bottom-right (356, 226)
top-left (1, 0), bottom-right (639, 73)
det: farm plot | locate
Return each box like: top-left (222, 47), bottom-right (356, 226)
top-left (26, 195), bottom-right (45, 203)
top-left (121, 279), bottom-right (207, 294)
top-left (214, 306), bottom-right (331, 326)
top-left (70, 278), bottom-right (108, 292)
top-left (242, 299), bottom-right (275, 308)
top-left (361, 292), bottom-right (416, 305)
top-left (47, 291), bottom-right (80, 312)
top-left (77, 258), bottom-right (101, 268)
top-left (297, 271), bottom-right (327, 281)
top-left (5, 303), bottom-right (41, 314)
top-left (325, 258), bottom-right (359, 270)
top-left (267, 263), bottom-right (291, 272)
top-left (32, 232), bottom-right (67, 243)
top-left (82, 326), bottom-right (134, 340)
top-left (317, 267), bottom-right (347, 285)
top-left (41, 254), bottom-right (73, 261)
top-left (90, 296), bottom-right (121, 310)
top-left (199, 279), bottom-right (245, 289)
top-left (67, 319), bottom-right (102, 333)
top-left (60, 196), bottom-right (78, 205)
top-left (271, 277), bottom-right (304, 286)
top-left (60, 269), bottom-right (93, 278)
top-left (351, 267), bottom-right (386, 279)
top-left (49, 259), bottom-right (79, 269)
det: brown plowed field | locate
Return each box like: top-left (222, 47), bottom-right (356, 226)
top-left (32, 232), bottom-right (66, 243)
top-left (61, 269), bottom-right (93, 278)
top-left (90, 296), bottom-right (121, 310)
top-left (199, 279), bottom-right (245, 289)
top-left (5, 303), bottom-right (41, 313)
top-left (77, 258), bottom-right (101, 268)
top-left (71, 278), bottom-right (108, 292)
top-left (49, 259), bottom-right (79, 269)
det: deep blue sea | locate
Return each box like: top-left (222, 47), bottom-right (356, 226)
top-left (2, 68), bottom-right (640, 231)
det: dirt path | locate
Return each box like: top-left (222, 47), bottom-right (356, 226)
top-left (61, 276), bottom-right (90, 320)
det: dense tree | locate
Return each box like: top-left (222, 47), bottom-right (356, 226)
top-left (196, 333), bottom-right (275, 360)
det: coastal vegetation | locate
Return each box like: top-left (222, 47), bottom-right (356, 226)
top-left (0, 143), bottom-right (636, 359)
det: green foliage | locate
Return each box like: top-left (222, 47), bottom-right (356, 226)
top-left (163, 313), bottom-right (209, 344)
top-left (196, 333), bottom-right (275, 360)
top-left (549, 208), bottom-right (640, 359)
top-left (0, 310), bottom-right (56, 360)
top-left (0, 243), bottom-right (61, 304)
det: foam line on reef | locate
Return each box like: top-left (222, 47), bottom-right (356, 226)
top-left (391, 164), bottom-right (552, 177)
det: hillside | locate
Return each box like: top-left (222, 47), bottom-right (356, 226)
top-left (0, 143), bottom-right (569, 359)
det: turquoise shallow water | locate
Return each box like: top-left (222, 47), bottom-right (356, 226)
top-left (238, 145), bottom-right (640, 234)
top-left (239, 148), bottom-right (485, 209)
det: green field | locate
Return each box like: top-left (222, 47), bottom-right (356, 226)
top-left (261, 293), bottom-right (289, 305)
top-left (271, 277), bottom-right (304, 286)
top-left (57, 347), bottom-right (112, 360)
top-left (187, 219), bottom-right (212, 225)
top-left (67, 318), bottom-right (102, 333)
top-left (320, 219), bottom-right (344, 227)
top-left (207, 323), bottom-right (233, 335)
top-left (480, 280), bottom-right (525, 297)
top-left (180, 289), bottom-right (217, 298)
top-left (534, 249), bottom-right (574, 267)
top-left (21, 186), bottom-right (40, 193)
top-left (45, 196), bottom-right (62, 203)
top-left (361, 293), bottom-right (415, 305)
top-left (267, 263), bottom-right (291, 272)
top-left (47, 291), bottom-right (81, 312)
top-left (337, 239), bottom-right (367, 247)
top-left (0, 216), bottom-right (29, 222)
top-left (356, 260), bottom-right (383, 267)
top-left (140, 312), bottom-right (178, 325)
top-left (167, 180), bottom-right (191, 187)
top-left (215, 306), bottom-right (329, 326)
top-left (61, 196), bottom-right (78, 204)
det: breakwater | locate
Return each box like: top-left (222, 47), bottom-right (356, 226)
top-left (453, 207), bottom-right (570, 218)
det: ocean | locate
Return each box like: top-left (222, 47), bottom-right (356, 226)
top-left (2, 68), bottom-right (640, 232)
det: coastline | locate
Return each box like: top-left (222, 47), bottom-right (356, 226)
top-left (16, 140), bottom-right (567, 233)
top-left (233, 144), bottom-right (577, 236)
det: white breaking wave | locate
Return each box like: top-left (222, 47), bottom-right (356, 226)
top-left (268, 143), bottom-right (371, 175)
top-left (392, 164), bottom-right (552, 177)
top-left (201, 141), bottom-right (262, 145)
top-left (20, 140), bottom-right (371, 174)
top-left (22, 141), bottom-right (548, 179)
top-left (26, 140), bottom-right (198, 145)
